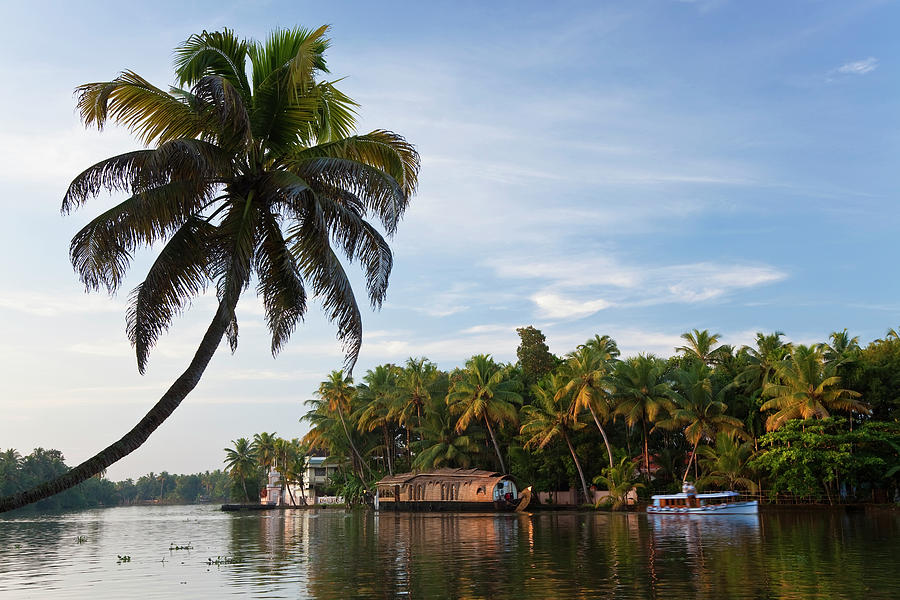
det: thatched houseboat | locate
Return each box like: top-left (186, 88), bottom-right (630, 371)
top-left (374, 468), bottom-right (529, 511)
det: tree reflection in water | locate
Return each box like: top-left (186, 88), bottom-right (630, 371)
top-left (221, 508), bottom-right (899, 600)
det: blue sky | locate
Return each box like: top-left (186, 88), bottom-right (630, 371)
top-left (1, 0), bottom-right (898, 478)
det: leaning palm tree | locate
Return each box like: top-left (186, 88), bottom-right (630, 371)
top-left (0, 27), bottom-right (418, 513)
top-left (315, 370), bottom-right (370, 479)
top-left (520, 375), bottom-right (591, 502)
top-left (761, 345), bottom-right (869, 431)
top-left (556, 343), bottom-right (618, 469)
top-left (223, 437), bottom-right (257, 502)
top-left (612, 355), bottom-right (675, 481)
top-left (447, 354), bottom-right (522, 474)
top-left (659, 363), bottom-right (745, 482)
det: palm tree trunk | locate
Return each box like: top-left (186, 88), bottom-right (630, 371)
top-left (683, 437), bottom-right (700, 483)
top-left (483, 416), bottom-right (506, 474)
top-left (336, 405), bottom-right (371, 480)
top-left (0, 300), bottom-right (234, 513)
top-left (643, 420), bottom-right (651, 483)
top-left (241, 476), bottom-right (249, 503)
top-left (383, 426), bottom-right (393, 475)
top-left (563, 429), bottom-right (591, 503)
top-left (588, 404), bottom-right (615, 469)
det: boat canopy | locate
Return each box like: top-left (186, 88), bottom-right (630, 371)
top-left (651, 491), bottom-right (740, 500)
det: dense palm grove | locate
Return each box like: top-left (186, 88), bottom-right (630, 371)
top-left (301, 326), bottom-right (900, 506)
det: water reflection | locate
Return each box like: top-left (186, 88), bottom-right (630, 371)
top-left (0, 506), bottom-right (898, 599)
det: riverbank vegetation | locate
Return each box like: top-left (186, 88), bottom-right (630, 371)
top-left (0, 447), bottom-right (235, 511)
top-left (302, 327), bottom-right (900, 505)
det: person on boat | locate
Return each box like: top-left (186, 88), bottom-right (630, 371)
top-left (682, 481), bottom-right (698, 508)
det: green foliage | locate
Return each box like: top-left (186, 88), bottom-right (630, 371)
top-left (0, 448), bottom-right (233, 512)
top-left (295, 326), bottom-right (899, 507)
top-left (697, 432), bottom-right (757, 491)
top-left (852, 335), bottom-right (900, 421)
top-left (750, 419), bottom-right (899, 501)
top-left (593, 457), bottom-right (644, 510)
top-left (516, 326), bottom-right (558, 387)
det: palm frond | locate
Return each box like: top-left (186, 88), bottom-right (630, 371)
top-left (174, 28), bottom-right (251, 96)
top-left (69, 180), bottom-right (212, 292)
top-left (293, 156), bottom-right (408, 235)
top-left (191, 75), bottom-right (253, 147)
top-left (212, 194), bottom-right (259, 351)
top-left (288, 207), bottom-right (362, 370)
top-left (295, 131), bottom-right (419, 197)
top-left (254, 210), bottom-right (307, 355)
top-left (126, 217), bottom-right (216, 372)
top-left (75, 71), bottom-right (213, 146)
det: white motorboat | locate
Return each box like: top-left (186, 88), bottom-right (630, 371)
top-left (647, 482), bottom-right (758, 515)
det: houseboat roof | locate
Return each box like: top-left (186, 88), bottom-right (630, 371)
top-left (651, 491), bottom-right (740, 500)
top-left (376, 468), bottom-right (510, 487)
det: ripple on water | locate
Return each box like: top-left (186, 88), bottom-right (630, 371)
top-left (1, 506), bottom-right (898, 599)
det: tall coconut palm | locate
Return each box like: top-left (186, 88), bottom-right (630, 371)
top-left (0, 27), bottom-right (418, 513)
top-left (252, 432), bottom-right (279, 471)
top-left (557, 342), bottom-right (618, 469)
top-left (761, 345), bottom-right (869, 431)
top-left (274, 437), bottom-right (305, 505)
top-left (393, 357), bottom-right (442, 433)
top-left (660, 363), bottom-right (745, 482)
top-left (736, 332), bottom-right (792, 395)
top-left (676, 329), bottom-right (724, 365)
top-left (355, 364), bottom-right (401, 475)
top-left (583, 334), bottom-right (621, 359)
top-left (447, 354), bottom-right (522, 474)
top-left (821, 329), bottom-right (860, 373)
top-left (412, 400), bottom-right (482, 470)
top-left (613, 355), bottom-right (675, 481)
top-left (520, 375), bottom-right (591, 501)
top-left (223, 437), bottom-right (257, 502)
top-left (315, 370), bottom-right (370, 479)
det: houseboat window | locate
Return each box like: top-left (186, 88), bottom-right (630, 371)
top-left (477, 486), bottom-right (485, 495)
top-left (314, 468), bottom-right (327, 477)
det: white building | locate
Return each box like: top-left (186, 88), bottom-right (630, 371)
top-left (259, 455), bottom-right (344, 506)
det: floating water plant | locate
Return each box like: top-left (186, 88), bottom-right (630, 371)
top-left (207, 556), bottom-right (239, 565)
top-left (76, 536), bottom-right (88, 544)
top-left (169, 542), bottom-right (193, 551)
top-left (116, 555), bottom-right (131, 563)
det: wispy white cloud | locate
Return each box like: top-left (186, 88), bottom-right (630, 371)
top-left (836, 57), bottom-right (878, 75)
top-left (532, 292), bottom-right (613, 320)
top-left (487, 254), bottom-right (787, 319)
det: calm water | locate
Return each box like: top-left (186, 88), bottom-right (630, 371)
top-left (0, 505), bottom-right (897, 599)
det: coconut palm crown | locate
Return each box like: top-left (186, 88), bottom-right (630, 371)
top-left (0, 26), bottom-right (418, 513)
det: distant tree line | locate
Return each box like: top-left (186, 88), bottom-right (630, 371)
top-left (0, 447), bottom-right (234, 512)
top-left (301, 326), bottom-right (900, 506)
